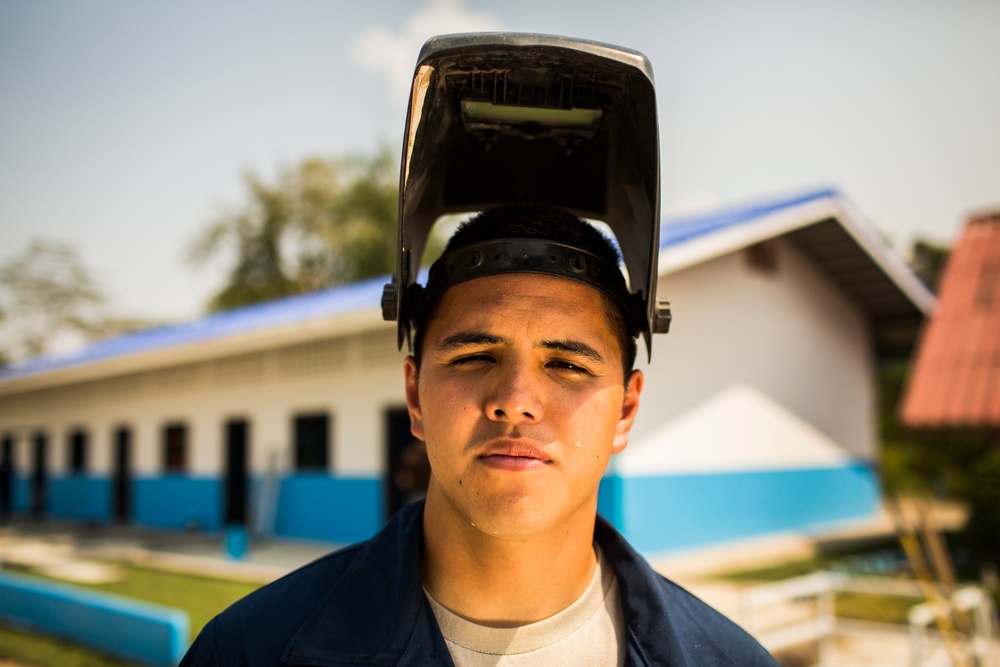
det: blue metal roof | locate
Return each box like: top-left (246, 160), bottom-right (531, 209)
top-left (660, 187), bottom-right (838, 246)
top-left (0, 187), bottom-right (840, 384)
top-left (0, 274), bottom-right (389, 383)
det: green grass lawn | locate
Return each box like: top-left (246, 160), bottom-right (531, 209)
top-left (0, 564), bottom-right (262, 667)
top-left (834, 591), bottom-right (919, 625)
top-left (0, 626), bottom-right (138, 667)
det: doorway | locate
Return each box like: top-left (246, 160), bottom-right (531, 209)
top-left (1, 434), bottom-right (14, 518)
top-left (31, 432), bottom-right (47, 518)
top-left (224, 419), bottom-right (249, 527)
top-left (384, 407), bottom-right (428, 519)
top-left (113, 426), bottom-right (132, 523)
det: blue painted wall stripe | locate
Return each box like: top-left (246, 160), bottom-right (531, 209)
top-left (12, 476), bottom-right (30, 512)
top-left (274, 475), bottom-right (382, 543)
top-left (49, 477), bottom-right (112, 521)
top-left (7, 466), bottom-right (878, 557)
top-left (0, 571), bottom-right (188, 666)
top-left (597, 475), bottom-right (624, 531)
top-left (618, 463), bottom-right (880, 553)
top-left (8, 473), bottom-right (386, 544)
top-left (134, 476), bottom-right (222, 532)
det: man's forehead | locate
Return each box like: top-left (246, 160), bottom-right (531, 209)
top-left (428, 274), bottom-right (619, 344)
top-left (437, 272), bottom-right (606, 311)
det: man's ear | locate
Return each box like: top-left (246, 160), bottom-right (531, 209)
top-left (404, 356), bottom-right (425, 441)
top-left (612, 370), bottom-right (643, 455)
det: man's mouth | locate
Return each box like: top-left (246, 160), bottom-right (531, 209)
top-left (478, 440), bottom-right (552, 470)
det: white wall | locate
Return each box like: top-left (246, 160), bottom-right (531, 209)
top-left (0, 326), bottom-right (410, 479)
top-left (626, 238), bottom-right (876, 468)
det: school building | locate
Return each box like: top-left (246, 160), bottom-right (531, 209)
top-left (0, 188), bottom-right (934, 555)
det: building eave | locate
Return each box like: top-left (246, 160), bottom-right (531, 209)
top-left (0, 308), bottom-right (388, 397)
top-left (659, 191), bottom-right (935, 355)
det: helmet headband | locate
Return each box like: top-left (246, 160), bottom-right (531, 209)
top-left (405, 238), bottom-right (641, 332)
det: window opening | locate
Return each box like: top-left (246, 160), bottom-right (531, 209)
top-left (163, 423), bottom-right (188, 473)
top-left (294, 413), bottom-right (330, 472)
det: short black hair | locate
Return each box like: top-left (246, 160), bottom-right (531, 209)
top-left (411, 204), bottom-right (638, 383)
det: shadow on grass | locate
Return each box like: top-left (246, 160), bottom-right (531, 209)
top-left (0, 624), bottom-right (139, 667)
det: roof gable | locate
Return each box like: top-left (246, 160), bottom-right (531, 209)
top-left (659, 189), bottom-right (934, 355)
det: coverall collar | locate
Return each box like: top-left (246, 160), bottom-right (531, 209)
top-left (280, 502), bottom-right (669, 666)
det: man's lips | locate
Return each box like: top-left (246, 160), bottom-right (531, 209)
top-left (478, 440), bottom-right (552, 470)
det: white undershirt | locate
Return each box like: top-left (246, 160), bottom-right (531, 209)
top-left (425, 545), bottom-right (626, 666)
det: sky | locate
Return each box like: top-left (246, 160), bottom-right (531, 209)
top-left (2, 0), bottom-right (998, 323)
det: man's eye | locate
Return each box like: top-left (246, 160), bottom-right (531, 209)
top-left (450, 354), bottom-right (494, 367)
top-left (547, 360), bottom-right (592, 376)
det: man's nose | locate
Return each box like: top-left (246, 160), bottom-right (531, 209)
top-left (485, 362), bottom-right (544, 423)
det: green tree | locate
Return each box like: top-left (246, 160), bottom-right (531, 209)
top-left (962, 449), bottom-right (1000, 560)
top-left (881, 235), bottom-right (999, 572)
top-left (879, 238), bottom-right (960, 494)
top-left (910, 238), bottom-right (950, 293)
top-left (0, 240), bottom-right (147, 364)
top-left (189, 149), bottom-right (439, 312)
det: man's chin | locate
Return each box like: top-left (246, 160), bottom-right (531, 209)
top-left (460, 498), bottom-right (567, 540)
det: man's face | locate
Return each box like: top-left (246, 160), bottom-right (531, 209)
top-left (404, 273), bottom-right (643, 540)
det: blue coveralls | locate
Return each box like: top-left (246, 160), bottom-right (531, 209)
top-left (181, 502), bottom-right (777, 666)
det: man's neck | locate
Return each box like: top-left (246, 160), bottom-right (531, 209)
top-left (420, 491), bottom-right (599, 627)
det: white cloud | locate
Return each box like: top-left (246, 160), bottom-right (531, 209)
top-left (349, 0), bottom-right (502, 98)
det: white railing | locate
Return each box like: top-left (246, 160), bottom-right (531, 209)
top-left (739, 572), bottom-right (997, 667)
top-left (909, 586), bottom-right (996, 667)
top-left (739, 571), bottom-right (843, 666)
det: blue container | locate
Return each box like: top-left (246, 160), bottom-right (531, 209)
top-left (224, 524), bottom-right (248, 560)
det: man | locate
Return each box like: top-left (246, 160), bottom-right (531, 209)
top-left (181, 204), bottom-right (777, 666)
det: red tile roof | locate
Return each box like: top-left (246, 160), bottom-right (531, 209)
top-left (900, 211), bottom-right (1000, 428)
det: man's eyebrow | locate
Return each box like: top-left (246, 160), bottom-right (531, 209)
top-left (540, 339), bottom-right (606, 364)
top-left (438, 331), bottom-right (507, 350)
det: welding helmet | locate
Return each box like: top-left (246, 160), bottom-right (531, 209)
top-left (381, 33), bottom-right (670, 358)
